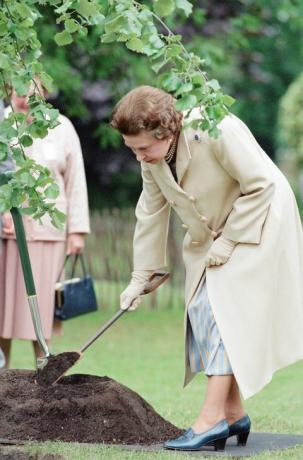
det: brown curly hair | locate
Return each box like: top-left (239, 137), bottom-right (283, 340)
top-left (110, 86), bottom-right (183, 139)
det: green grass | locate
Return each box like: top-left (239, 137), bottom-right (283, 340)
top-left (8, 306), bottom-right (303, 460)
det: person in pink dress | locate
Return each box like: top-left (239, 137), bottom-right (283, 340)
top-left (0, 82), bottom-right (90, 367)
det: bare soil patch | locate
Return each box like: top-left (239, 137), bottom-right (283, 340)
top-left (0, 370), bottom-right (182, 445)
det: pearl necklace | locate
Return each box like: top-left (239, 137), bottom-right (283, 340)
top-left (165, 135), bottom-right (178, 164)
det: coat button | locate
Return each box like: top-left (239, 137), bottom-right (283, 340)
top-left (211, 231), bottom-right (217, 238)
top-left (188, 195), bottom-right (195, 202)
top-left (200, 215), bottom-right (208, 222)
top-left (182, 223), bottom-right (188, 229)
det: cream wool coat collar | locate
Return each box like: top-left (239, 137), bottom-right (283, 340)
top-left (149, 128), bottom-right (192, 189)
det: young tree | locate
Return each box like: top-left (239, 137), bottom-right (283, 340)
top-left (0, 0), bottom-right (234, 222)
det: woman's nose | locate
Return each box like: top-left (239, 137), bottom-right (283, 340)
top-left (136, 153), bottom-right (145, 161)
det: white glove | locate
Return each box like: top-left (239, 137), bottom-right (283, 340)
top-left (120, 270), bottom-right (154, 311)
top-left (205, 236), bottom-right (236, 268)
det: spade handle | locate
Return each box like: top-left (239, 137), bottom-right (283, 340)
top-left (80, 271), bottom-right (169, 353)
top-left (10, 207), bottom-right (50, 357)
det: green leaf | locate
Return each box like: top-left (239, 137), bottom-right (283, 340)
top-left (207, 79), bottom-right (221, 91)
top-left (0, 53), bottom-right (10, 70)
top-left (18, 172), bottom-right (36, 187)
top-left (175, 82), bottom-right (193, 97)
top-left (152, 60), bottom-right (167, 73)
top-left (159, 73), bottom-right (182, 92)
top-left (166, 44), bottom-right (183, 58)
top-left (77, 0), bottom-right (100, 18)
top-left (19, 207), bottom-right (36, 216)
top-left (175, 0), bottom-right (193, 16)
top-left (20, 135), bottom-right (33, 147)
top-left (175, 94), bottom-right (197, 111)
top-left (12, 76), bottom-right (30, 96)
top-left (50, 208), bottom-right (66, 229)
top-left (40, 72), bottom-right (54, 93)
top-left (11, 147), bottom-right (24, 165)
top-left (15, 3), bottom-right (32, 19)
top-left (55, 1), bottom-right (73, 15)
top-left (153, 0), bottom-right (175, 17)
top-left (192, 73), bottom-right (205, 86)
top-left (223, 95), bottom-right (236, 108)
top-left (20, 18), bottom-right (34, 28)
top-left (209, 125), bottom-right (221, 139)
top-left (148, 33), bottom-right (165, 50)
top-left (28, 123), bottom-right (48, 139)
top-left (32, 61), bottom-right (43, 74)
top-left (126, 38), bottom-right (144, 53)
top-left (101, 32), bottom-right (117, 43)
top-left (104, 15), bottom-right (126, 34)
top-left (44, 183), bottom-right (60, 199)
top-left (64, 19), bottom-right (79, 33)
top-left (54, 30), bottom-right (73, 46)
top-left (191, 88), bottom-right (205, 103)
top-left (0, 20), bottom-right (8, 36)
top-left (90, 13), bottom-right (105, 26)
top-left (0, 202), bottom-right (7, 213)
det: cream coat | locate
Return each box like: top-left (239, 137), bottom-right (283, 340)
top-left (3, 111), bottom-right (90, 241)
top-left (133, 113), bottom-right (303, 399)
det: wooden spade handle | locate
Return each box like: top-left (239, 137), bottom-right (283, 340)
top-left (141, 271), bottom-right (170, 294)
top-left (80, 271), bottom-right (170, 353)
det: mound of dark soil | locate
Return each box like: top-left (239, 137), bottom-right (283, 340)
top-left (0, 370), bottom-right (182, 445)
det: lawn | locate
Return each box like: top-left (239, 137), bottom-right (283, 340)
top-left (7, 300), bottom-right (303, 460)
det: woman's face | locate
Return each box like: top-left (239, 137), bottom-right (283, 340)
top-left (122, 130), bottom-right (173, 164)
top-left (11, 81), bottom-right (46, 114)
top-left (11, 91), bottom-right (30, 114)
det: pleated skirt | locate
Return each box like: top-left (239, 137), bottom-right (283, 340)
top-left (187, 278), bottom-right (233, 376)
top-left (0, 239), bottom-right (65, 341)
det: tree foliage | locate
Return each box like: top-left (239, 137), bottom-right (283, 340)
top-left (34, 0), bottom-right (303, 157)
top-left (0, 0), bottom-right (235, 219)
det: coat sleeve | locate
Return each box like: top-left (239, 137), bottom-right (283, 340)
top-left (63, 118), bottom-right (90, 235)
top-left (212, 115), bottom-right (275, 244)
top-left (133, 164), bottom-right (171, 270)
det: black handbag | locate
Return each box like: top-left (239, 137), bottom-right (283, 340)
top-left (54, 254), bottom-right (98, 320)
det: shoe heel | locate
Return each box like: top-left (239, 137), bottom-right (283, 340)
top-left (214, 437), bottom-right (227, 451)
top-left (237, 431), bottom-right (249, 446)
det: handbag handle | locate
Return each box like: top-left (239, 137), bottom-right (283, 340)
top-left (57, 254), bottom-right (88, 282)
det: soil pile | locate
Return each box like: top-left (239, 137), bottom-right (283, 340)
top-left (0, 370), bottom-right (182, 444)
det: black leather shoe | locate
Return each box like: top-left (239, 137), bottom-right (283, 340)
top-left (228, 414), bottom-right (251, 446)
top-left (163, 419), bottom-right (229, 451)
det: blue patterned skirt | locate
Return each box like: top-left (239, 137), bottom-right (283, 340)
top-left (187, 279), bottom-right (233, 376)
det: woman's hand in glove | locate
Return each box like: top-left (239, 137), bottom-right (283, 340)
top-left (120, 270), bottom-right (154, 311)
top-left (205, 236), bottom-right (237, 268)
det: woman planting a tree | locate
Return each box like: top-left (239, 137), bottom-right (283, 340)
top-left (110, 85), bottom-right (303, 452)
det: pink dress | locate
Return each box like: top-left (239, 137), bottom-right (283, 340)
top-left (0, 240), bottom-right (65, 340)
